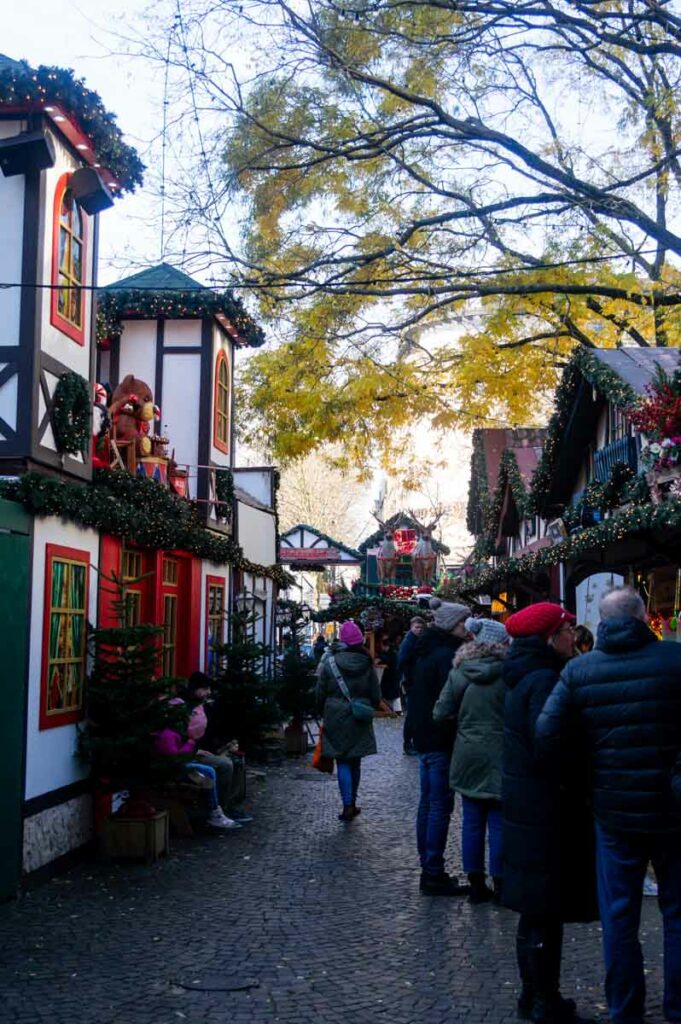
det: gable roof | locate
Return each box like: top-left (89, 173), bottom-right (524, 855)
top-left (358, 511), bottom-right (450, 555)
top-left (467, 428), bottom-right (545, 538)
top-left (531, 346), bottom-right (681, 516)
top-left (279, 524), bottom-right (362, 563)
top-left (105, 263), bottom-right (204, 293)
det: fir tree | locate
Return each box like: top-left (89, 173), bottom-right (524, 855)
top-left (210, 606), bottom-right (282, 754)
top-left (79, 572), bottom-right (188, 788)
top-left (276, 601), bottom-right (317, 723)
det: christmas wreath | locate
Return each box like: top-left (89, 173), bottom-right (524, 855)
top-left (52, 371), bottom-right (91, 455)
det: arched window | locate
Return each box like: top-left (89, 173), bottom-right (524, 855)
top-left (51, 173), bottom-right (87, 344)
top-left (214, 349), bottom-right (231, 454)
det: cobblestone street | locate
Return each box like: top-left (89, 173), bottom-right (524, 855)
top-left (0, 720), bottom-right (666, 1024)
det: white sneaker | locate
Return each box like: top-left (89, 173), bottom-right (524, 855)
top-left (207, 808), bottom-right (241, 830)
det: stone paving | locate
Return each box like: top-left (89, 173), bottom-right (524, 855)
top-left (0, 719), bottom-right (667, 1024)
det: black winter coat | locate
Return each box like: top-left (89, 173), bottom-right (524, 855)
top-left (502, 636), bottom-right (597, 922)
top-left (404, 627), bottom-right (463, 753)
top-left (536, 617), bottom-right (681, 835)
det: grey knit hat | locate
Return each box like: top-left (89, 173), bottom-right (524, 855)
top-left (429, 597), bottom-right (471, 632)
top-left (465, 616), bottom-right (509, 647)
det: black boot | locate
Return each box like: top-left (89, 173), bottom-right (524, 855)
top-left (492, 875), bottom-right (503, 904)
top-left (420, 871), bottom-right (470, 896)
top-left (468, 871), bottom-right (493, 904)
top-left (338, 805), bottom-right (354, 822)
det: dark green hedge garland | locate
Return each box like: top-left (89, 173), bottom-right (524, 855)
top-left (311, 595), bottom-right (421, 623)
top-left (0, 469), bottom-right (292, 586)
top-left (215, 468), bottom-right (235, 521)
top-left (0, 60), bottom-right (144, 193)
top-left (481, 449), bottom-right (530, 551)
top-left (96, 289), bottom-right (266, 348)
top-left (466, 430), bottom-right (490, 535)
top-left (441, 498), bottom-right (681, 601)
top-left (51, 371), bottom-right (91, 455)
top-left (530, 348), bottom-right (637, 515)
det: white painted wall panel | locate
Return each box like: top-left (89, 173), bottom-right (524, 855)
top-left (24, 519), bottom-right (100, 800)
top-left (237, 503), bottom-right (277, 565)
top-left (210, 326), bottom-right (232, 466)
top-left (161, 352), bottom-right (201, 468)
top-left (39, 131), bottom-right (92, 378)
top-left (0, 121), bottom-right (25, 347)
top-left (164, 320), bottom-right (201, 347)
top-left (117, 320), bottom-right (157, 394)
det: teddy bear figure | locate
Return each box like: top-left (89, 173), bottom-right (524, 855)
top-left (109, 374), bottom-right (160, 459)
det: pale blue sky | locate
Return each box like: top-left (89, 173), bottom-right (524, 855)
top-left (3, 0), bottom-right (164, 282)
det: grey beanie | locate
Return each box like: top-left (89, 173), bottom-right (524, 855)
top-left (465, 616), bottom-right (509, 647)
top-left (429, 597), bottom-right (471, 632)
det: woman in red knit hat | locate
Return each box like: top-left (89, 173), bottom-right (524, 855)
top-left (501, 602), bottom-right (597, 1024)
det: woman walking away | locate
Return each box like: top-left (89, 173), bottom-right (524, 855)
top-left (316, 621), bottom-right (381, 822)
top-left (433, 617), bottom-right (509, 904)
top-left (502, 603), bottom-right (597, 1024)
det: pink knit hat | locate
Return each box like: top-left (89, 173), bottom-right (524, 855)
top-left (339, 621), bottom-right (364, 646)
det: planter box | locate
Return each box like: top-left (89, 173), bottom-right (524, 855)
top-left (99, 811), bottom-right (169, 864)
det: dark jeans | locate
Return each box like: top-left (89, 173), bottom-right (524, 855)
top-left (417, 751), bottom-right (454, 877)
top-left (461, 795), bottom-right (503, 877)
top-left (516, 914), bottom-right (564, 1002)
top-left (336, 758), bottom-right (361, 806)
top-left (596, 823), bottom-right (681, 1023)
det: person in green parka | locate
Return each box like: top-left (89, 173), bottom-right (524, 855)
top-left (433, 617), bottom-right (509, 903)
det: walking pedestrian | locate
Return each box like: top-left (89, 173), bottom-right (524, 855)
top-left (397, 615), bottom-right (425, 753)
top-left (406, 597), bottom-right (471, 896)
top-left (316, 620), bottom-right (381, 822)
top-left (537, 586), bottom-right (681, 1024)
top-left (502, 602), bottom-right (597, 1024)
top-left (433, 617), bottom-right (509, 904)
top-left (376, 635), bottom-right (400, 710)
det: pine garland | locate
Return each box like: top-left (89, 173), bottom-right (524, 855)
top-left (215, 468), bottom-right (235, 522)
top-left (466, 430), bottom-right (490, 535)
top-left (0, 60), bottom-right (144, 193)
top-left (530, 348), bottom-right (637, 515)
top-left (441, 498), bottom-right (681, 601)
top-left (0, 469), bottom-right (292, 586)
top-left (51, 371), bottom-right (91, 455)
top-left (96, 288), bottom-right (265, 348)
top-left (311, 595), bottom-right (421, 623)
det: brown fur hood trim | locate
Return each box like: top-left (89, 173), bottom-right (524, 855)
top-left (453, 640), bottom-right (509, 669)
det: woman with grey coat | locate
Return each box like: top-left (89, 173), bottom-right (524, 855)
top-left (433, 618), bottom-right (509, 902)
top-left (316, 621), bottom-right (382, 821)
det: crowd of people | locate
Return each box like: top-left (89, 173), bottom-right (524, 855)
top-left (314, 588), bottom-right (681, 1024)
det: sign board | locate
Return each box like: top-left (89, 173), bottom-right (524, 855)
top-left (280, 547), bottom-right (340, 562)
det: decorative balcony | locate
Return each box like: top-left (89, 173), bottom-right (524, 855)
top-left (593, 435), bottom-right (639, 483)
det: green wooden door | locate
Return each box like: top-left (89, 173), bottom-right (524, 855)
top-left (0, 499), bottom-right (30, 900)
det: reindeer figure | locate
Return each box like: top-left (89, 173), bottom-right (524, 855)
top-left (409, 510), bottom-right (444, 585)
top-left (372, 513), bottom-right (398, 584)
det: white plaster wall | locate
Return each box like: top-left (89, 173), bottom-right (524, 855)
top-left (23, 795), bottom-right (92, 874)
top-left (117, 320), bottom-right (157, 393)
top-left (233, 468), bottom-right (273, 509)
top-left (164, 319), bottom-right (201, 347)
top-left (39, 129), bottom-right (94, 379)
top-left (237, 503), bottom-right (277, 565)
top-left (210, 326), bottom-right (233, 466)
top-left (161, 351), bottom-right (201, 468)
top-left (0, 121), bottom-right (25, 349)
top-left (199, 560), bottom-right (230, 671)
top-left (24, 518), bottom-right (100, 801)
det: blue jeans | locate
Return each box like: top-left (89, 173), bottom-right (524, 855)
top-left (417, 752), bottom-right (454, 877)
top-left (461, 796), bottom-right (503, 877)
top-left (596, 823), bottom-right (681, 1023)
top-left (187, 762), bottom-right (219, 811)
top-left (336, 758), bottom-right (361, 806)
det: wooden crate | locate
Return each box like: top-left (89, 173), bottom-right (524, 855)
top-left (100, 811), bottom-right (169, 864)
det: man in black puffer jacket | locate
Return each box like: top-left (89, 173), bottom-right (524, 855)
top-left (537, 586), bottom-right (681, 1024)
top-left (405, 598), bottom-right (470, 896)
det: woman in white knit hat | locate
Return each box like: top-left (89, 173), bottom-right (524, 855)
top-left (433, 616), bottom-right (509, 903)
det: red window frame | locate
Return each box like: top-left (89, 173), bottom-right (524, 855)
top-left (50, 172), bottom-right (88, 345)
top-left (205, 575), bottom-right (226, 675)
top-left (40, 543), bottom-right (90, 730)
top-left (213, 349), bottom-right (231, 454)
